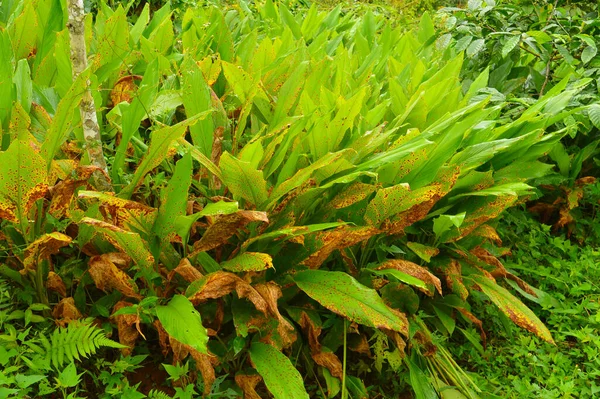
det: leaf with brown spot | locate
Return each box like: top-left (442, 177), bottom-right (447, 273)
top-left (110, 75), bottom-right (141, 105)
top-left (192, 211), bottom-right (269, 253)
top-left (374, 259), bottom-right (442, 297)
top-left (222, 252), bottom-right (273, 272)
top-left (112, 301), bottom-right (140, 356)
top-left (406, 242), bottom-right (439, 263)
top-left (470, 246), bottom-right (506, 277)
top-left (329, 182), bottom-right (377, 209)
top-left (186, 271), bottom-right (268, 314)
top-left (198, 54), bottom-right (222, 85)
top-left (469, 274), bottom-right (553, 344)
top-left (0, 140), bottom-right (48, 226)
top-left (235, 374), bottom-right (262, 399)
top-left (365, 184), bottom-right (441, 227)
top-left (472, 224), bottom-right (502, 245)
top-left (48, 166), bottom-right (106, 218)
top-left (52, 297), bottom-right (82, 327)
top-left (301, 226), bottom-right (380, 269)
top-left (22, 232), bottom-right (72, 274)
top-left (295, 270), bottom-right (409, 336)
top-left (440, 259), bottom-right (469, 301)
top-left (47, 271), bottom-right (67, 297)
top-left (78, 191), bottom-right (156, 228)
top-left (89, 254), bottom-right (141, 299)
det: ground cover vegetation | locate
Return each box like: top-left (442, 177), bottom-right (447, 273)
top-left (0, 0), bottom-right (598, 398)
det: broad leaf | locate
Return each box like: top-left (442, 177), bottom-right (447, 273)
top-left (156, 295), bottom-right (208, 353)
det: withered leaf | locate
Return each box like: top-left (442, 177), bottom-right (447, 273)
top-left (235, 374), bottom-right (262, 399)
top-left (89, 254), bottom-right (141, 299)
top-left (52, 297), bottom-right (82, 327)
top-left (254, 282), bottom-right (297, 349)
top-left (112, 301), bottom-right (140, 356)
top-left (192, 211), bottom-right (269, 254)
top-left (187, 271), bottom-right (268, 315)
top-left (110, 75), bottom-right (141, 105)
top-left (48, 165), bottom-right (105, 218)
top-left (47, 271), bottom-right (67, 297)
top-left (169, 258), bottom-right (204, 283)
top-left (189, 346), bottom-right (217, 396)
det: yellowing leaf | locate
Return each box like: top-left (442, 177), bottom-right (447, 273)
top-left (374, 259), bottom-right (442, 297)
top-left (22, 233), bottom-right (72, 274)
top-left (89, 254), bottom-right (141, 299)
top-left (221, 252), bottom-right (273, 272)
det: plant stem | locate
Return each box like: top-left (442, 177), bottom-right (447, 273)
top-left (341, 318), bottom-right (348, 399)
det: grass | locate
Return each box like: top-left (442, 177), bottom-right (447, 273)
top-left (451, 203), bottom-right (600, 398)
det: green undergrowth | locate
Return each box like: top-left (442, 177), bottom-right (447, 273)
top-left (451, 206), bottom-right (600, 398)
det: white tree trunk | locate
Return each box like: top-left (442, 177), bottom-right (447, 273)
top-left (67, 0), bottom-right (112, 192)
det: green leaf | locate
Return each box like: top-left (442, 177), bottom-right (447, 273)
top-left (120, 112), bottom-right (211, 199)
top-left (153, 152), bottom-right (192, 243)
top-left (588, 104), bottom-right (600, 129)
top-left (249, 342), bottom-right (309, 399)
top-left (294, 270), bottom-right (408, 334)
top-left (433, 213), bottom-right (466, 240)
top-left (469, 274), bottom-right (554, 343)
top-left (501, 35), bottom-right (520, 58)
top-left (156, 295), bottom-right (208, 353)
top-left (581, 46), bottom-right (597, 64)
top-left (220, 152), bottom-right (269, 207)
top-left (466, 39), bottom-right (485, 58)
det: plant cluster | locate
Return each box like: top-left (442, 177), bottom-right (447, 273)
top-left (0, 0), bottom-right (597, 398)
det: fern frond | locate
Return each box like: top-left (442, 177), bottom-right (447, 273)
top-left (45, 321), bottom-right (125, 368)
top-left (147, 389), bottom-right (173, 399)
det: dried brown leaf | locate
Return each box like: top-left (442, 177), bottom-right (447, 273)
top-left (22, 232), bottom-right (72, 274)
top-left (112, 301), bottom-right (140, 356)
top-left (235, 374), bottom-right (262, 399)
top-left (47, 271), bottom-right (67, 297)
top-left (89, 254), bottom-right (141, 299)
top-left (192, 211), bottom-right (269, 254)
top-left (376, 259), bottom-right (442, 296)
top-left (110, 75), bottom-right (141, 105)
top-left (169, 258), bottom-right (204, 283)
top-left (52, 297), bottom-right (82, 327)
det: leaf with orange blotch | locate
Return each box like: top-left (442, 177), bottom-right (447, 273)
top-left (112, 301), bottom-right (141, 356)
top-left (0, 140), bottom-right (48, 226)
top-left (89, 254), bottom-right (141, 299)
top-left (47, 271), bottom-right (67, 297)
top-left (192, 211), bottom-right (269, 254)
top-left (78, 191), bottom-right (156, 229)
top-left (22, 232), bottom-right (72, 274)
top-left (312, 351), bottom-right (343, 379)
top-left (48, 166), bottom-right (106, 217)
top-left (328, 182), bottom-right (377, 209)
top-left (198, 53), bottom-right (222, 85)
top-left (469, 274), bottom-right (553, 344)
top-left (79, 218), bottom-right (155, 271)
top-left (235, 374), bottom-right (262, 399)
top-left (472, 224), bottom-right (502, 246)
top-left (300, 226), bottom-right (380, 269)
top-left (186, 271), bottom-right (268, 314)
top-left (407, 242), bottom-right (439, 263)
top-left (374, 259), bottom-right (442, 297)
top-left (222, 252), bottom-right (273, 272)
top-left (169, 258), bottom-right (203, 283)
top-left (110, 75), bottom-right (141, 105)
top-left (52, 297), bottom-right (82, 327)
top-left (446, 195), bottom-right (518, 242)
top-left (438, 258), bottom-right (469, 301)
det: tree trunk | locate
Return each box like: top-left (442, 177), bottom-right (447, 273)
top-left (67, 0), bottom-right (112, 191)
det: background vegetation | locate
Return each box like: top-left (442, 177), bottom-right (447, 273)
top-left (0, 0), bottom-right (599, 398)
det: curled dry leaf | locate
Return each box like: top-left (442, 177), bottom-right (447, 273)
top-left (187, 271), bottom-right (268, 315)
top-left (110, 75), bottom-right (142, 105)
top-left (52, 297), bottom-right (82, 327)
top-left (254, 282), bottom-right (297, 349)
top-left (22, 232), bottom-right (72, 274)
top-left (169, 258), bottom-right (204, 283)
top-left (47, 271), bottom-right (67, 297)
top-left (299, 312), bottom-right (342, 378)
top-left (112, 301), bottom-right (140, 356)
top-left (89, 254), bottom-right (141, 299)
top-left (48, 165), bottom-right (105, 218)
top-left (376, 259), bottom-right (442, 297)
top-left (192, 211), bottom-right (269, 254)
top-left (189, 346), bottom-right (218, 396)
top-left (235, 374), bottom-right (262, 399)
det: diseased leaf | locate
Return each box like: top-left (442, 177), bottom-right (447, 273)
top-left (22, 233), bottom-right (72, 274)
top-left (221, 252), bottom-right (273, 272)
top-left (89, 254), bottom-right (141, 299)
top-left (373, 259), bottom-right (442, 297)
top-left (469, 274), bottom-right (554, 343)
top-left (294, 270), bottom-right (408, 335)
